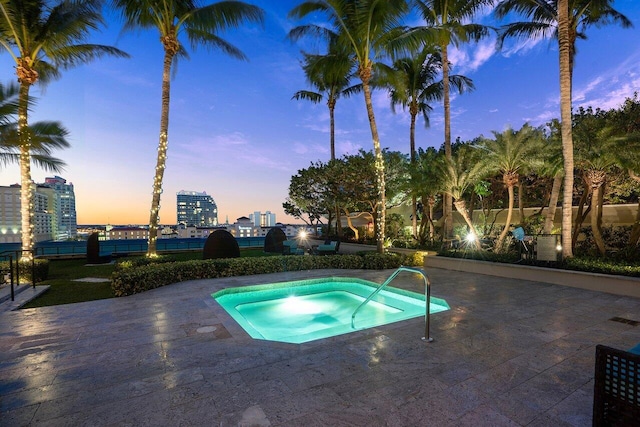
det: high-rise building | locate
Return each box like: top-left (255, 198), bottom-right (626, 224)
top-left (42, 176), bottom-right (77, 240)
top-left (250, 211), bottom-right (276, 227)
top-left (176, 190), bottom-right (218, 227)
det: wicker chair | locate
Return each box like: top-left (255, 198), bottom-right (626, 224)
top-left (593, 344), bottom-right (640, 426)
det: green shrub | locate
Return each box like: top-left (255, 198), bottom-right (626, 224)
top-left (111, 252), bottom-right (419, 297)
top-left (0, 258), bottom-right (49, 283)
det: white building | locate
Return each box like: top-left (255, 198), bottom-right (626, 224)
top-left (42, 176), bottom-right (77, 240)
top-left (249, 211), bottom-right (276, 227)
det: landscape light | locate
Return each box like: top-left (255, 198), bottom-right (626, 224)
top-left (465, 234), bottom-right (476, 243)
top-left (556, 244), bottom-right (562, 252)
top-left (298, 230), bottom-right (307, 240)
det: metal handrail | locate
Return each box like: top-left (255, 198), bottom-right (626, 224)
top-left (350, 265), bottom-right (433, 342)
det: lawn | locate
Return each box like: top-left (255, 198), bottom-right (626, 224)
top-left (22, 248), bottom-right (271, 308)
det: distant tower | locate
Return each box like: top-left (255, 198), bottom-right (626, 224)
top-left (176, 190), bottom-right (218, 227)
top-left (43, 176), bottom-right (77, 240)
top-left (249, 210), bottom-right (276, 227)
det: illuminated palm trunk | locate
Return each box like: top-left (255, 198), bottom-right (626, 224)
top-left (410, 105), bottom-right (417, 238)
top-left (18, 82), bottom-right (34, 260)
top-left (544, 173), bottom-right (562, 234)
top-left (147, 44), bottom-right (175, 257)
top-left (453, 200), bottom-right (480, 249)
top-left (558, 0), bottom-right (574, 258)
top-left (495, 173), bottom-right (517, 252)
top-left (360, 63), bottom-right (385, 254)
top-left (441, 43), bottom-right (453, 239)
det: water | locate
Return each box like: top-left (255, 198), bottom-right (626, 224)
top-left (213, 277), bottom-right (449, 344)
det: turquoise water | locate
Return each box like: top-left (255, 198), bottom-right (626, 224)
top-left (213, 277), bottom-right (449, 344)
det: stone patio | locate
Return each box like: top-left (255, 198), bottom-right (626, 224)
top-left (1, 267), bottom-right (639, 426)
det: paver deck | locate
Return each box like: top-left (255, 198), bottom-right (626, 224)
top-left (1, 267), bottom-right (639, 426)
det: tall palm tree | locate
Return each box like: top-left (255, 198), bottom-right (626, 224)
top-left (0, 0), bottom-right (127, 259)
top-left (410, 0), bottom-right (493, 239)
top-left (293, 45), bottom-right (360, 161)
top-left (0, 83), bottom-right (69, 172)
top-left (380, 45), bottom-right (473, 237)
top-left (476, 124), bottom-right (544, 252)
top-left (494, 0), bottom-right (633, 258)
top-left (113, 0), bottom-right (264, 257)
top-left (293, 43), bottom-right (360, 237)
top-left (289, 0), bottom-right (410, 254)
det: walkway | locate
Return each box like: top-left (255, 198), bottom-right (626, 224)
top-left (1, 268), bottom-right (639, 426)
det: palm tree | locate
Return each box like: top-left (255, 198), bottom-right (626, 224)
top-left (0, 83), bottom-right (69, 172)
top-left (293, 45), bottom-right (360, 161)
top-left (290, 0), bottom-right (410, 254)
top-left (410, 0), bottom-right (494, 239)
top-left (113, 0), bottom-right (264, 257)
top-left (409, 147), bottom-right (444, 244)
top-left (380, 45), bottom-right (473, 237)
top-left (0, 0), bottom-right (127, 259)
top-left (438, 146), bottom-right (486, 248)
top-left (494, 0), bottom-right (633, 258)
top-left (476, 124), bottom-right (544, 252)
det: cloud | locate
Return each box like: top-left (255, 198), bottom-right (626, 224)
top-left (448, 38), bottom-right (498, 74)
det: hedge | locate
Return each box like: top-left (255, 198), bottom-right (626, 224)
top-left (111, 252), bottom-right (423, 297)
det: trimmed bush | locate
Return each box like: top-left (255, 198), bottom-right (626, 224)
top-left (111, 252), bottom-right (420, 297)
top-left (0, 258), bottom-right (49, 284)
top-left (203, 230), bottom-right (240, 259)
top-left (264, 228), bottom-right (286, 253)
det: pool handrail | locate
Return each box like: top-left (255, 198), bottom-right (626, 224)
top-left (351, 266), bottom-right (433, 342)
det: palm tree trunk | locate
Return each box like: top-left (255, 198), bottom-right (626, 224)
top-left (442, 44), bottom-right (453, 239)
top-left (544, 173), bottom-right (562, 234)
top-left (495, 184), bottom-right (515, 253)
top-left (410, 111), bottom-right (417, 238)
top-left (558, 0), bottom-right (574, 258)
top-left (591, 185), bottom-right (605, 256)
top-left (518, 182), bottom-right (524, 224)
top-left (453, 200), bottom-right (480, 250)
top-left (147, 48), bottom-right (174, 257)
top-left (360, 64), bottom-right (385, 253)
top-left (329, 104), bottom-right (342, 237)
top-left (18, 83), bottom-right (34, 260)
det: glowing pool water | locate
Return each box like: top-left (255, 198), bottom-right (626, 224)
top-left (213, 277), bottom-right (449, 344)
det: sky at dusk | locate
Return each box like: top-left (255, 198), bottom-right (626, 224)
top-left (0, 0), bottom-right (639, 226)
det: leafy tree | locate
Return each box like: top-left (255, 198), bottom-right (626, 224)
top-left (284, 162), bottom-right (332, 231)
top-left (290, 0), bottom-right (410, 253)
top-left (0, 0), bottom-right (127, 258)
top-left (495, 0), bottom-right (633, 258)
top-left (476, 124), bottom-right (544, 251)
top-left (113, 0), bottom-right (264, 257)
top-left (409, 147), bottom-right (444, 244)
top-left (410, 0), bottom-right (493, 238)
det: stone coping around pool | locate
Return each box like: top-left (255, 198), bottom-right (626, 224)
top-left (424, 254), bottom-right (640, 298)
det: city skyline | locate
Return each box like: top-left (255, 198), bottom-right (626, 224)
top-left (0, 0), bottom-right (639, 225)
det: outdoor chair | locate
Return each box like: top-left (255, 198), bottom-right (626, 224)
top-left (592, 344), bottom-right (640, 426)
top-left (315, 240), bottom-right (340, 255)
top-left (282, 240), bottom-right (304, 255)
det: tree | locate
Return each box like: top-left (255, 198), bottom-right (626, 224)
top-left (0, 83), bottom-right (69, 172)
top-left (292, 44), bottom-right (360, 161)
top-left (0, 0), bottom-right (127, 259)
top-left (438, 145), bottom-right (486, 247)
top-left (380, 45), bottom-right (473, 238)
top-left (284, 162), bottom-right (332, 231)
top-left (408, 147), bottom-right (444, 244)
top-left (494, 0), bottom-right (633, 258)
top-left (113, 0), bottom-right (264, 257)
top-left (410, 0), bottom-right (493, 239)
top-left (292, 42), bottom-right (361, 236)
top-left (290, 0), bottom-right (410, 253)
top-left (476, 124), bottom-right (544, 251)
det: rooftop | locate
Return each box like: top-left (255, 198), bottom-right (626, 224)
top-left (2, 267), bottom-right (639, 425)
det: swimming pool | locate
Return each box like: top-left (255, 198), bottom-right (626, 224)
top-left (213, 277), bottom-right (449, 344)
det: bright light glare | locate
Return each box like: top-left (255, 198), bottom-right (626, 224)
top-left (465, 234), bottom-right (476, 243)
top-left (281, 296), bottom-right (321, 315)
top-left (556, 244), bottom-right (562, 252)
top-left (298, 230), bottom-right (308, 239)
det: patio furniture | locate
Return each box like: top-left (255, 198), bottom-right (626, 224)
top-left (593, 344), bottom-right (640, 426)
top-left (315, 240), bottom-right (340, 255)
top-left (282, 240), bottom-right (304, 255)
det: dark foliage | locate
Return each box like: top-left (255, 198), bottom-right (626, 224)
top-left (203, 230), bottom-right (240, 259)
top-left (264, 228), bottom-right (287, 253)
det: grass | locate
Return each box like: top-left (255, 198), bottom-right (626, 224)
top-left (22, 248), bottom-right (271, 309)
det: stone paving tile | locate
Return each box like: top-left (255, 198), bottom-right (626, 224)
top-left (1, 267), bottom-right (640, 426)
